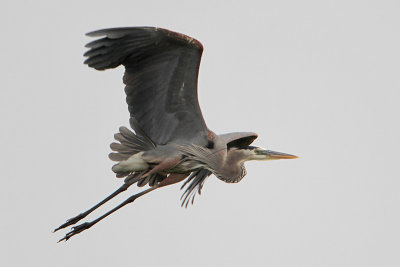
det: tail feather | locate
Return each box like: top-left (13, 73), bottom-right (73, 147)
top-left (116, 171), bottom-right (131, 178)
top-left (118, 127), bottom-right (144, 145)
top-left (110, 142), bottom-right (133, 153)
top-left (108, 151), bottom-right (131, 161)
top-left (109, 117), bottom-right (156, 178)
top-left (114, 133), bottom-right (147, 151)
top-left (129, 117), bottom-right (156, 148)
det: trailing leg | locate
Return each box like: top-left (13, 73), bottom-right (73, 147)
top-left (58, 173), bottom-right (188, 242)
top-left (54, 173), bottom-right (143, 232)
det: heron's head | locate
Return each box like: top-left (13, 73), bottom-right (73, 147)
top-left (240, 146), bottom-right (298, 161)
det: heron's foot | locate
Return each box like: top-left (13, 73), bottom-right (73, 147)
top-left (54, 212), bottom-right (89, 232)
top-left (58, 221), bottom-right (94, 242)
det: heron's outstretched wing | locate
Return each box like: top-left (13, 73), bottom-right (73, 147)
top-left (84, 27), bottom-right (209, 146)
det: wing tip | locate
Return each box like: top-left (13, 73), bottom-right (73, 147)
top-left (85, 27), bottom-right (203, 51)
top-left (85, 26), bottom-right (155, 37)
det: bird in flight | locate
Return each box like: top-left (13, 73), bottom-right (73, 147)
top-left (54, 27), bottom-right (298, 242)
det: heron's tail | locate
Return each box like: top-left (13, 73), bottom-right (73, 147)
top-left (109, 117), bottom-right (156, 178)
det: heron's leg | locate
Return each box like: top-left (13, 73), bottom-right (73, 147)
top-left (58, 187), bottom-right (156, 242)
top-left (54, 174), bottom-right (140, 232)
top-left (58, 173), bottom-right (188, 242)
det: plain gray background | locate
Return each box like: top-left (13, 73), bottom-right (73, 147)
top-left (2, 0), bottom-right (399, 266)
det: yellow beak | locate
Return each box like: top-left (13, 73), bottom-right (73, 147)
top-left (260, 150), bottom-right (299, 160)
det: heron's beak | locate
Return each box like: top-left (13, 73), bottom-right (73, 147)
top-left (257, 149), bottom-right (299, 160)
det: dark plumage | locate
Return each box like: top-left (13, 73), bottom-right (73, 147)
top-left (85, 27), bottom-right (208, 146)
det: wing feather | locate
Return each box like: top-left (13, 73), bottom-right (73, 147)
top-left (84, 27), bottom-right (209, 146)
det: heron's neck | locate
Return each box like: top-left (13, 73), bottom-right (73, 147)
top-left (217, 149), bottom-right (247, 183)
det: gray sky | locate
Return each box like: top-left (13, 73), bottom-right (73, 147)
top-left (2, 0), bottom-right (400, 266)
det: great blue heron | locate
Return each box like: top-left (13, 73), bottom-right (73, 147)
top-left (54, 27), bottom-right (298, 242)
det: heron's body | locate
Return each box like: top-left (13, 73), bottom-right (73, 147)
top-left (55, 27), bottom-right (298, 241)
top-left (112, 129), bottom-right (256, 180)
